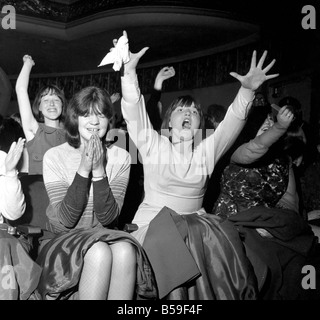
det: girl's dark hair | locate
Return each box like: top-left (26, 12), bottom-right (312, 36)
top-left (160, 95), bottom-right (205, 143)
top-left (64, 86), bottom-right (114, 148)
top-left (32, 84), bottom-right (66, 123)
top-left (0, 115), bottom-right (25, 153)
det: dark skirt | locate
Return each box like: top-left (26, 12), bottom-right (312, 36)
top-left (143, 207), bottom-right (258, 300)
top-left (36, 226), bottom-right (157, 300)
top-left (0, 229), bottom-right (42, 300)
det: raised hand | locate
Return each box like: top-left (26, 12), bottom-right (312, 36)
top-left (5, 138), bottom-right (25, 174)
top-left (110, 92), bottom-right (121, 103)
top-left (230, 50), bottom-right (279, 91)
top-left (23, 54), bottom-right (35, 67)
top-left (156, 66), bottom-right (175, 82)
top-left (119, 30), bottom-right (149, 74)
top-left (276, 106), bottom-right (294, 129)
top-left (154, 66), bottom-right (175, 91)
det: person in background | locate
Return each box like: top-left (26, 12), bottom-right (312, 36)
top-left (278, 96), bottom-right (319, 218)
top-left (15, 55), bottom-right (66, 175)
top-left (0, 138), bottom-right (42, 300)
top-left (213, 102), bottom-right (317, 299)
top-left (35, 85), bottom-right (156, 300)
top-left (204, 103), bottom-right (226, 130)
top-left (146, 66), bottom-right (175, 131)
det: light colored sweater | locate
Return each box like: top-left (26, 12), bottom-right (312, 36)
top-left (43, 142), bottom-right (131, 233)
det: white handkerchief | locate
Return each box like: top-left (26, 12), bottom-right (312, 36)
top-left (98, 34), bottom-right (130, 71)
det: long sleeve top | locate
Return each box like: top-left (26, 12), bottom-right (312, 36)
top-left (43, 142), bottom-right (131, 233)
top-left (0, 151), bottom-right (25, 223)
top-left (121, 74), bottom-right (254, 228)
top-left (231, 122), bottom-right (287, 164)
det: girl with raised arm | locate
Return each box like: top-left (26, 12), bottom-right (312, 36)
top-left (15, 55), bottom-right (66, 174)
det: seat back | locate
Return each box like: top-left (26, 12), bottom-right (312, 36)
top-left (11, 174), bottom-right (50, 231)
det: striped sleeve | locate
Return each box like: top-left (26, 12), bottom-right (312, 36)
top-left (43, 149), bottom-right (90, 231)
top-left (92, 176), bottom-right (119, 226)
top-left (58, 173), bottom-right (90, 227)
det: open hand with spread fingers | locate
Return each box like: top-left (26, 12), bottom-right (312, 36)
top-left (5, 137), bottom-right (25, 174)
top-left (230, 50), bottom-right (279, 91)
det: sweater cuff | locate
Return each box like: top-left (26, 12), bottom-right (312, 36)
top-left (92, 175), bottom-right (109, 189)
top-left (239, 86), bottom-right (255, 102)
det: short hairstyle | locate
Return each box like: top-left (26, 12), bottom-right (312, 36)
top-left (64, 86), bottom-right (114, 148)
top-left (32, 84), bottom-right (66, 123)
top-left (160, 95), bottom-right (205, 142)
top-left (0, 116), bottom-right (25, 153)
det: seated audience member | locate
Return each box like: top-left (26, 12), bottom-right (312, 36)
top-left (0, 138), bottom-right (42, 300)
top-left (15, 55), bottom-right (66, 175)
top-left (117, 30), bottom-right (278, 300)
top-left (117, 67), bottom-right (175, 227)
top-left (35, 85), bottom-right (156, 300)
top-left (278, 96), bottom-right (319, 217)
top-left (213, 102), bottom-right (318, 299)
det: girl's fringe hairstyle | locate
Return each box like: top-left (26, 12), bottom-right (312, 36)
top-left (160, 95), bottom-right (205, 144)
top-left (64, 86), bottom-right (114, 149)
top-left (32, 84), bottom-right (66, 123)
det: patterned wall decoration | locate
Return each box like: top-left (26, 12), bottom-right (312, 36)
top-left (0, 0), bottom-right (224, 22)
top-left (10, 42), bottom-right (257, 101)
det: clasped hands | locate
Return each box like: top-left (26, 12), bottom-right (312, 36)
top-left (79, 134), bottom-right (106, 178)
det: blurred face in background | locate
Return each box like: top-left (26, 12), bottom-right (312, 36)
top-left (253, 93), bottom-right (267, 107)
top-left (256, 113), bottom-right (274, 136)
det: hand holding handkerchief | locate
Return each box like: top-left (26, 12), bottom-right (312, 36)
top-left (98, 30), bottom-right (130, 71)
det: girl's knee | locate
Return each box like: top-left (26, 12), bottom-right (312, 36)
top-left (85, 241), bottom-right (112, 264)
top-left (111, 242), bottom-right (136, 262)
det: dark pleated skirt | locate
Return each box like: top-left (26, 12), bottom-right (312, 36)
top-left (143, 207), bottom-right (258, 300)
top-left (0, 229), bottom-right (42, 300)
top-left (36, 226), bottom-right (157, 300)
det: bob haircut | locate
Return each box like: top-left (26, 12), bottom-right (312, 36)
top-left (160, 95), bottom-right (205, 142)
top-left (64, 86), bottom-right (114, 149)
top-left (32, 84), bottom-right (66, 123)
top-left (0, 115), bottom-right (25, 153)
